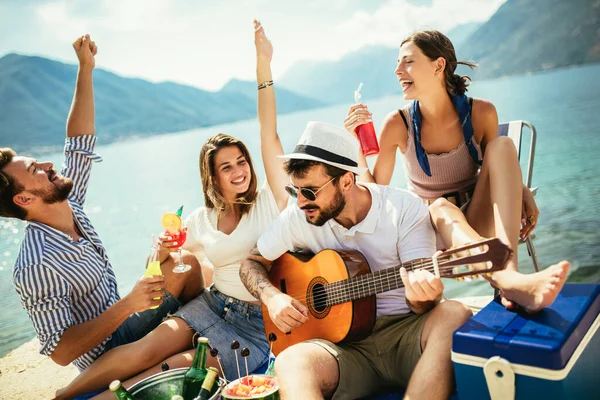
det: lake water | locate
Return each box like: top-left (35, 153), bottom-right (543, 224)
top-left (1, 63), bottom-right (599, 357)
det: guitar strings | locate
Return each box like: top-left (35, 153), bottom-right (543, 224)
top-left (281, 254), bottom-right (483, 304)
top-left (284, 257), bottom-right (453, 303)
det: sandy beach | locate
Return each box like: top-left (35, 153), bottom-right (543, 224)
top-left (3, 286), bottom-right (600, 399)
top-left (0, 338), bottom-right (77, 400)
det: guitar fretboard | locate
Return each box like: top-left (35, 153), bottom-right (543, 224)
top-left (323, 258), bottom-right (437, 307)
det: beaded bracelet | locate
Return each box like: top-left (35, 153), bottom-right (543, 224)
top-left (257, 80), bottom-right (274, 90)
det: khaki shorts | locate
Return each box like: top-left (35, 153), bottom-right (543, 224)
top-left (309, 312), bottom-right (429, 399)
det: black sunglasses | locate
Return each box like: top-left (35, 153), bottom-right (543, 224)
top-left (284, 177), bottom-right (335, 201)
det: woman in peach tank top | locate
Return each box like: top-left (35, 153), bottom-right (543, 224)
top-left (344, 30), bottom-right (569, 313)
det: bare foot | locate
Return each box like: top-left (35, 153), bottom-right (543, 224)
top-left (500, 296), bottom-right (517, 309)
top-left (494, 261), bottom-right (570, 312)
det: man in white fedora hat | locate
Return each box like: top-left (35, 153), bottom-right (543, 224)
top-left (240, 121), bottom-right (472, 400)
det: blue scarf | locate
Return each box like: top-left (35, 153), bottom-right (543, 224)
top-left (410, 94), bottom-right (482, 177)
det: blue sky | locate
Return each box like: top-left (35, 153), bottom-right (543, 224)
top-left (0, 0), bottom-right (505, 90)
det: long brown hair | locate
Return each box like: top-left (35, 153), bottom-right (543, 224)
top-left (402, 30), bottom-right (477, 96)
top-left (199, 134), bottom-right (258, 216)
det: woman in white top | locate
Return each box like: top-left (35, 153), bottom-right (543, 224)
top-left (57, 20), bottom-right (289, 399)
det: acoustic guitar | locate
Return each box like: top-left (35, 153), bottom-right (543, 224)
top-left (262, 238), bottom-right (512, 355)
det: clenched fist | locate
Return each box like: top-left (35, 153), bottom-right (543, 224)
top-left (72, 34), bottom-right (97, 69)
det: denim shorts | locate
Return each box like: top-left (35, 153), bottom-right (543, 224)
top-left (174, 286), bottom-right (270, 381)
top-left (105, 290), bottom-right (181, 350)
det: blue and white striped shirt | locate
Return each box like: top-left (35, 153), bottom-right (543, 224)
top-left (13, 135), bottom-right (120, 371)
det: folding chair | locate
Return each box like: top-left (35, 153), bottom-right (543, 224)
top-left (497, 120), bottom-right (541, 272)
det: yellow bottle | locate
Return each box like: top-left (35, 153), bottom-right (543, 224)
top-left (144, 246), bottom-right (163, 309)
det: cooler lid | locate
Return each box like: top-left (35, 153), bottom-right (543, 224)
top-left (452, 283), bottom-right (600, 370)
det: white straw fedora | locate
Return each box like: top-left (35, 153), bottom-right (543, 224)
top-left (278, 121), bottom-right (368, 175)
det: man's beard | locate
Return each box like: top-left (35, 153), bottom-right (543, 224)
top-left (31, 178), bottom-right (73, 204)
top-left (301, 188), bottom-right (345, 227)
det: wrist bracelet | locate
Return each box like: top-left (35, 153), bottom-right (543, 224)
top-left (258, 80), bottom-right (274, 90)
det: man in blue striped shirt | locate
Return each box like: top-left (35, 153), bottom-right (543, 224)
top-left (1, 35), bottom-right (204, 372)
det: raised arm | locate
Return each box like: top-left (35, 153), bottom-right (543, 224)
top-left (61, 35), bottom-right (101, 205)
top-left (254, 20), bottom-right (288, 211)
top-left (67, 34), bottom-right (97, 138)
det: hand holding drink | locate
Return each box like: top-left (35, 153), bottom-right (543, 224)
top-left (125, 275), bottom-right (165, 313)
top-left (143, 239), bottom-right (164, 309)
top-left (344, 83), bottom-right (380, 157)
top-left (160, 206), bottom-right (191, 273)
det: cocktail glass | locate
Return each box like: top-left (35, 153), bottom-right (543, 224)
top-left (162, 206), bottom-right (191, 273)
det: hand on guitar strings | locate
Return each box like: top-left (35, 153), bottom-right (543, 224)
top-left (266, 292), bottom-right (309, 333)
top-left (400, 262), bottom-right (444, 305)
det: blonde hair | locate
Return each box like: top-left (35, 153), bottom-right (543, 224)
top-left (199, 134), bottom-right (258, 216)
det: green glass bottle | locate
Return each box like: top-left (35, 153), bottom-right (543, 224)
top-left (195, 367), bottom-right (219, 400)
top-left (181, 336), bottom-right (209, 400)
top-left (109, 380), bottom-right (134, 400)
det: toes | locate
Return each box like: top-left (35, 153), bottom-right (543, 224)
top-left (501, 296), bottom-right (516, 309)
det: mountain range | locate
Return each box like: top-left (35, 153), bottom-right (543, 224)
top-left (279, 0), bottom-right (600, 103)
top-left (1, 0), bottom-right (598, 151)
top-left (0, 54), bottom-right (322, 152)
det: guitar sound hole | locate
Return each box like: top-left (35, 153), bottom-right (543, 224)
top-left (311, 283), bottom-right (327, 312)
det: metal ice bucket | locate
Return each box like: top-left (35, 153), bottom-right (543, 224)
top-left (128, 367), bottom-right (223, 400)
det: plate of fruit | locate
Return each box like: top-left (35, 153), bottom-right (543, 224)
top-left (221, 374), bottom-right (280, 399)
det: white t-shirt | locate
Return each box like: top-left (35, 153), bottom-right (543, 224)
top-left (257, 183), bottom-right (436, 316)
top-left (184, 182), bottom-right (280, 302)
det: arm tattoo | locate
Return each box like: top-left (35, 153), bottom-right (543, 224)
top-left (239, 248), bottom-right (275, 301)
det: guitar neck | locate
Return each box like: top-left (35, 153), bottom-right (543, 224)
top-left (324, 258), bottom-right (433, 307)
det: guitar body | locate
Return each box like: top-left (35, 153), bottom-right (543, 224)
top-left (263, 249), bottom-right (376, 355)
top-left (261, 238), bottom-right (513, 355)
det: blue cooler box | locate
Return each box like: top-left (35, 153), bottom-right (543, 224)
top-left (452, 283), bottom-right (600, 400)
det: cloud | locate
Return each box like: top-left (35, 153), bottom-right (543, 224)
top-left (335, 0), bottom-right (506, 50)
top-left (1, 0), bottom-right (506, 90)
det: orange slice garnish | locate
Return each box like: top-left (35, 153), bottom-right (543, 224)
top-left (161, 212), bottom-right (182, 233)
